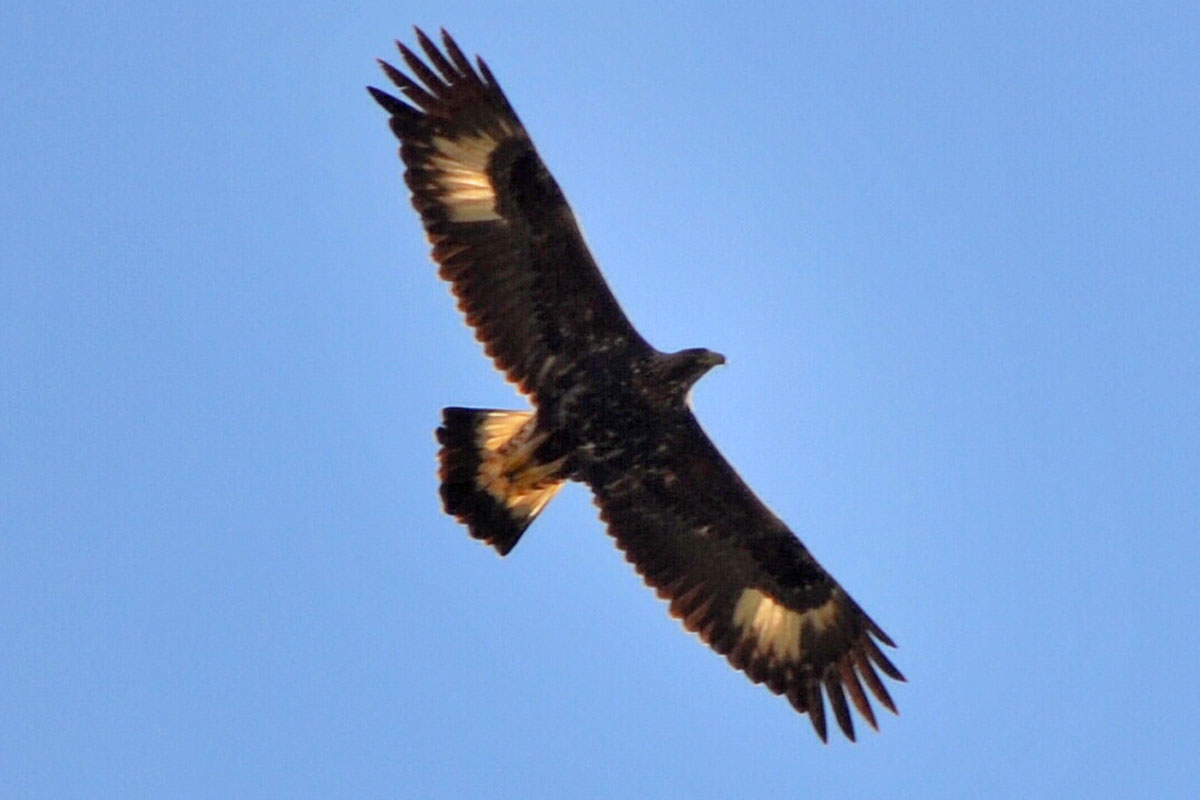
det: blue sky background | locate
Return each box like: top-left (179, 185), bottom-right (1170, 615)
top-left (3, 2), bottom-right (1198, 797)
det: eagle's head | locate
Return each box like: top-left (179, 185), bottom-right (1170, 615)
top-left (649, 347), bottom-right (726, 405)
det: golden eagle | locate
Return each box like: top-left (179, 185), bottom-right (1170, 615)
top-left (369, 29), bottom-right (903, 742)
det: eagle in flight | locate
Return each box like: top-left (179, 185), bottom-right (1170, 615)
top-left (369, 29), bottom-right (904, 742)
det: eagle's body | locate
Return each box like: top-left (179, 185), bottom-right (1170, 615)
top-left (370, 29), bottom-right (903, 742)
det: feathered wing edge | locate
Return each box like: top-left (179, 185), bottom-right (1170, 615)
top-left (590, 425), bottom-right (904, 743)
top-left (369, 29), bottom-right (652, 403)
top-left (368, 29), bottom-right (550, 399)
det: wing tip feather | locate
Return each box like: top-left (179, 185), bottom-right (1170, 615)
top-left (824, 674), bottom-right (856, 742)
top-left (806, 682), bottom-right (828, 743)
top-left (440, 28), bottom-right (476, 78)
top-left (864, 635), bottom-right (906, 682)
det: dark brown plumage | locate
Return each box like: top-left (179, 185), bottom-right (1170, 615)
top-left (370, 28), bottom-right (903, 742)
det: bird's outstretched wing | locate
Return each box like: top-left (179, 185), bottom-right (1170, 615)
top-left (589, 413), bottom-right (904, 742)
top-left (369, 29), bottom-right (651, 402)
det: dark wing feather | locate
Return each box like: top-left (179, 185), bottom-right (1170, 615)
top-left (590, 413), bottom-right (904, 742)
top-left (370, 29), bottom-right (651, 402)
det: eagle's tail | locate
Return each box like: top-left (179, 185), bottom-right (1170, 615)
top-left (436, 407), bottom-right (567, 556)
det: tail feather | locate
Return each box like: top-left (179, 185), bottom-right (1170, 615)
top-left (436, 407), bottom-right (566, 555)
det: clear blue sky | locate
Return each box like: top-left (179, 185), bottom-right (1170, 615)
top-left (3, 2), bottom-right (1198, 797)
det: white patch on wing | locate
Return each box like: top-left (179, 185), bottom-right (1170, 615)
top-left (429, 133), bottom-right (502, 221)
top-left (732, 588), bottom-right (840, 662)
